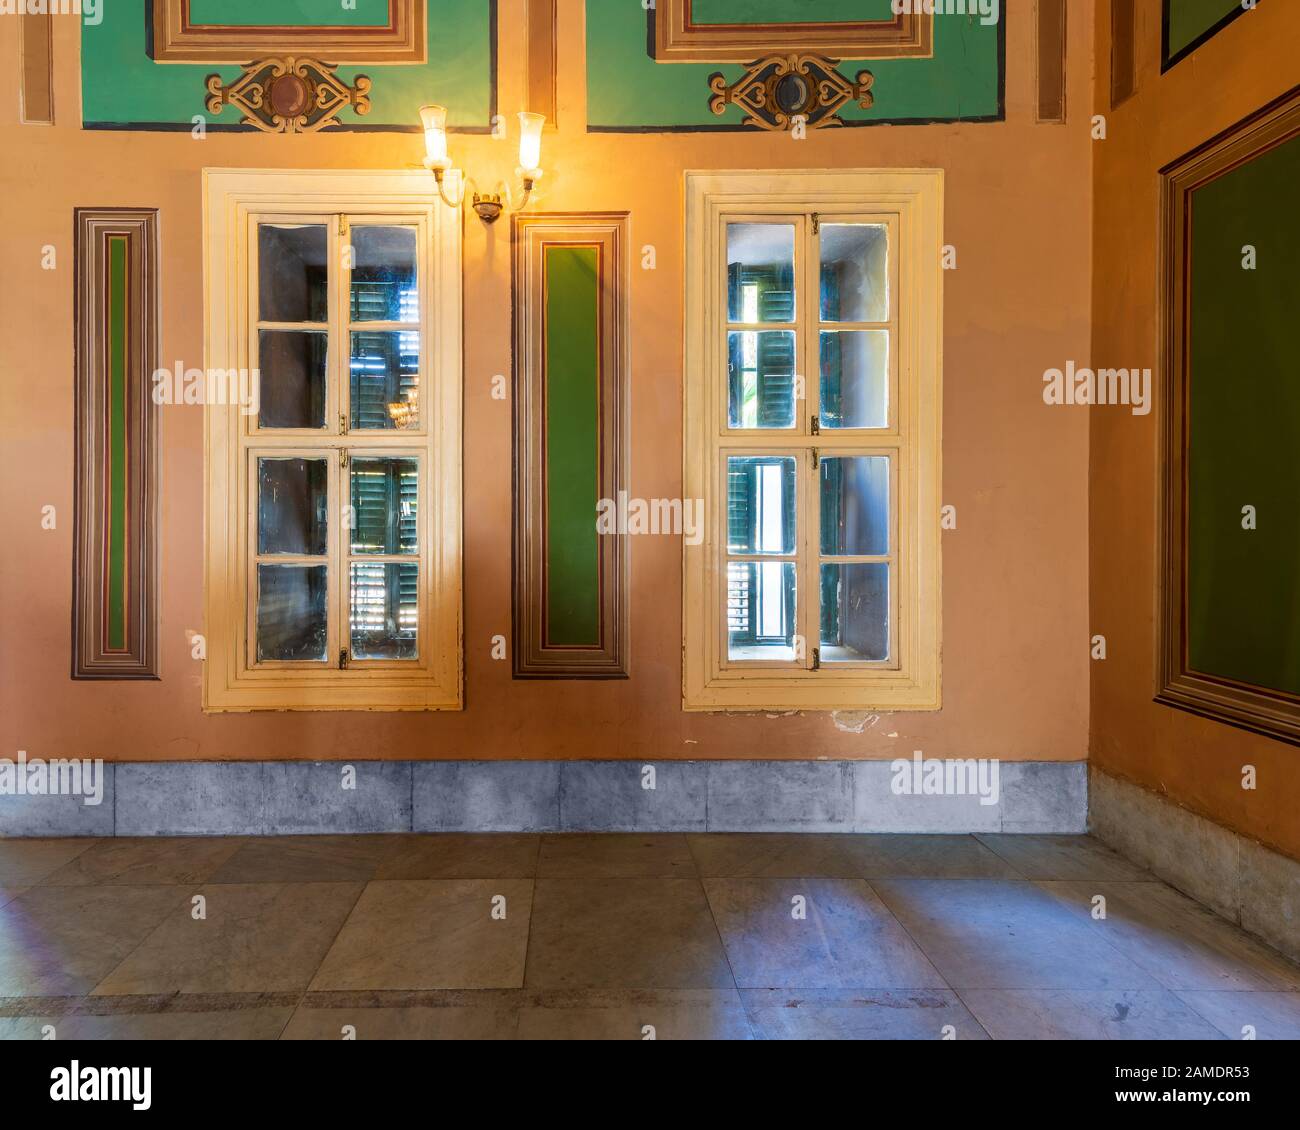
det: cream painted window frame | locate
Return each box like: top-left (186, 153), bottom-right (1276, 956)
top-left (683, 170), bottom-right (942, 711)
top-left (203, 169), bottom-right (462, 711)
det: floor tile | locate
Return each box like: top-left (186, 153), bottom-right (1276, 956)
top-left (850, 835), bottom-right (1023, 879)
top-left (310, 880), bottom-right (533, 991)
top-left (958, 989), bottom-right (1226, 1040)
top-left (706, 877), bottom-right (946, 989)
top-left (0, 1016), bottom-right (58, 1040)
top-left (0, 839), bottom-right (97, 886)
top-left (91, 883), bottom-right (363, 995)
top-left (1038, 880), bottom-right (1300, 992)
top-left (0, 885), bottom-right (188, 996)
top-left (1175, 991), bottom-right (1300, 1040)
top-left (871, 879), bottom-right (1162, 990)
top-left (525, 879), bottom-right (734, 989)
top-left (974, 834), bottom-right (1149, 880)
top-left (538, 834), bottom-right (697, 878)
top-left (517, 989), bottom-right (752, 1040)
top-left (284, 992), bottom-right (521, 1039)
top-left (686, 834), bottom-right (866, 877)
top-left (208, 836), bottom-right (396, 884)
top-left (41, 837), bottom-right (244, 886)
top-left (374, 834), bottom-right (539, 879)
top-left (742, 988), bottom-right (989, 1040)
top-left (53, 1008), bottom-right (296, 1040)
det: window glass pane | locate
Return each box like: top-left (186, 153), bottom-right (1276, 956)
top-left (257, 330), bottom-right (327, 429)
top-left (350, 458), bottom-right (419, 555)
top-left (727, 223), bottom-right (795, 323)
top-left (258, 457), bottom-right (327, 556)
top-left (350, 330), bottom-right (420, 430)
top-left (350, 226), bottom-right (418, 323)
top-left (727, 330), bottom-right (796, 429)
top-left (256, 564), bottom-right (328, 662)
top-left (820, 330), bottom-right (888, 430)
top-left (727, 561), bottom-right (797, 661)
top-left (350, 562), bottom-right (418, 660)
top-left (820, 224), bottom-right (888, 323)
top-left (820, 562), bottom-right (889, 662)
top-left (820, 456), bottom-right (889, 556)
top-left (727, 455), bottom-right (796, 555)
top-left (259, 224), bottom-right (328, 323)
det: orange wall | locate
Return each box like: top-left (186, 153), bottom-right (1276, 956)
top-left (1090, 0), bottom-right (1300, 859)
top-left (0, 3), bottom-right (1092, 763)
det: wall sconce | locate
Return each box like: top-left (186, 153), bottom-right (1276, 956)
top-left (420, 105), bottom-right (545, 224)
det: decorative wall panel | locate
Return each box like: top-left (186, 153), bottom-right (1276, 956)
top-left (513, 215), bottom-right (629, 678)
top-left (1035, 0), bottom-right (1066, 123)
top-left (73, 209), bottom-right (161, 679)
top-left (527, 0), bottom-right (557, 125)
top-left (1157, 87), bottom-right (1300, 743)
top-left (82, 0), bottom-right (495, 131)
top-left (1163, 0), bottom-right (1262, 72)
top-left (19, 11), bottom-right (54, 125)
top-left (653, 0), bottom-right (932, 62)
top-left (150, 0), bottom-right (426, 62)
top-left (586, 0), bottom-right (1003, 131)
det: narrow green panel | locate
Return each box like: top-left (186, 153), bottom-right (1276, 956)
top-left (692, 0), bottom-right (895, 22)
top-left (1167, 0), bottom-right (1245, 59)
top-left (586, 0), bottom-right (1000, 128)
top-left (82, 0), bottom-right (491, 128)
top-left (1186, 134), bottom-right (1300, 695)
top-left (544, 246), bottom-right (601, 647)
top-left (107, 236), bottom-right (129, 652)
top-left (189, 0), bottom-right (393, 26)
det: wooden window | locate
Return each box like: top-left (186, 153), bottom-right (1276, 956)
top-left (684, 171), bottom-right (942, 711)
top-left (204, 171), bottom-right (461, 711)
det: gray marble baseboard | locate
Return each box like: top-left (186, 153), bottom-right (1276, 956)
top-left (0, 758), bottom-right (1087, 838)
top-left (1089, 766), bottom-right (1300, 965)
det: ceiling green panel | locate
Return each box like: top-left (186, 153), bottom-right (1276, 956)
top-left (586, 1), bottom-right (1002, 129)
top-left (691, 0), bottom-right (897, 22)
top-left (188, 0), bottom-right (394, 26)
top-left (1165, 0), bottom-right (1252, 64)
top-left (82, 0), bottom-right (493, 130)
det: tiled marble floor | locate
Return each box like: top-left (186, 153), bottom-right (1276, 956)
top-left (1, 832), bottom-right (1297, 1040)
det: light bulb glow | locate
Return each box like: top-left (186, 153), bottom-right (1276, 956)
top-left (518, 112), bottom-right (544, 175)
top-left (420, 104), bottom-right (449, 168)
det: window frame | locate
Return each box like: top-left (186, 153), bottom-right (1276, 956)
top-left (204, 169), bottom-right (462, 711)
top-left (683, 170), bottom-right (942, 711)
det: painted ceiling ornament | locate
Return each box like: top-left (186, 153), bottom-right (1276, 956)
top-left (708, 54), bottom-right (874, 131)
top-left (205, 57), bottom-right (372, 134)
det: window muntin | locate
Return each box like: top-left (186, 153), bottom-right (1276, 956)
top-left (720, 215), bottom-right (899, 673)
top-left (246, 214), bottom-right (429, 674)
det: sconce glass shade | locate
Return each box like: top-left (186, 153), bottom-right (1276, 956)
top-left (518, 112), bottom-right (545, 175)
top-left (420, 104), bottom-right (450, 169)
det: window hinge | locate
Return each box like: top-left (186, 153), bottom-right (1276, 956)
top-left (339, 648), bottom-right (349, 670)
top-left (811, 447), bottom-right (820, 470)
top-left (340, 448), bottom-right (350, 470)
top-left (338, 215), bottom-right (349, 238)
top-left (812, 213), bottom-right (821, 235)
top-left (810, 416), bottom-right (821, 436)
top-left (812, 647), bottom-right (821, 670)
top-left (339, 413), bottom-right (347, 434)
